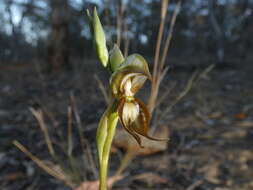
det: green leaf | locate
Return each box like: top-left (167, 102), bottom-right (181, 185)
top-left (96, 100), bottom-right (118, 164)
top-left (109, 44), bottom-right (125, 72)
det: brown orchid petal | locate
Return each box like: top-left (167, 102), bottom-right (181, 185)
top-left (110, 54), bottom-right (152, 98)
top-left (131, 98), bottom-right (168, 141)
top-left (130, 75), bottom-right (148, 94)
top-left (120, 73), bottom-right (145, 96)
top-left (110, 69), bottom-right (149, 98)
top-left (117, 98), bottom-right (143, 147)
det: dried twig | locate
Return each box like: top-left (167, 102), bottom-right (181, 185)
top-left (196, 64), bottom-right (215, 82)
top-left (13, 140), bottom-right (74, 188)
top-left (29, 107), bottom-right (55, 157)
top-left (158, 64), bottom-right (215, 124)
top-left (70, 93), bottom-right (98, 178)
top-left (159, 71), bottom-right (199, 123)
top-left (148, 1), bottom-right (182, 116)
top-left (94, 74), bottom-right (109, 105)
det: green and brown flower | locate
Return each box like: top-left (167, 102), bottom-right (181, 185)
top-left (109, 54), bottom-right (162, 147)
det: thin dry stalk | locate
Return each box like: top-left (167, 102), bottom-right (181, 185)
top-left (152, 0), bottom-right (169, 81)
top-left (159, 1), bottom-right (181, 72)
top-left (94, 74), bottom-right (109, 105)
top-left (116, 0), bottom-right (125, 48)
top-left (115, 151), bottom-right (136, 176)
top-left (67, 105), bottom-right (73, 156)
top-left (123, 14), bottom-right (130, 57)
top-left (148, 0), bottom-right (169, 114)
top-left (29, 107), bottom-right (55, 157)
top-left (70, 94), bottom-right (98, 178)
top-left (148, 1), bottom-right (182, 116)
top-left (13, 140), bottom-right (74, 188)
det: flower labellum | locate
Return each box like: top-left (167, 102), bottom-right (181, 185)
top-left (122, 100), bottom-right (139, 125)
top-left (109, 54), bottom-right (165, 147)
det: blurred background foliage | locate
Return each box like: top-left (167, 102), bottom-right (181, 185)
top-left (1, 0), bottom-right (253, 70)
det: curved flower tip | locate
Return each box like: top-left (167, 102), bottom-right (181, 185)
top-left (110, 54), bottom-right (152, 99)
top-left (118, 98), bottom-right (167, 147)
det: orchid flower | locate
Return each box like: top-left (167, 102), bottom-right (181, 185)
top-left (87, 8), bottom-right (164, 190)
top-left (110, 54), bottom-right (163, 147)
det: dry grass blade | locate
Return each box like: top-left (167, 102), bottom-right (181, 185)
top-left (70, 93), bottom-right (98, 178)
top-left (13, 140), bottom-right (74, 188)
top-left (94, 74), bottom-right (109, 105)
top-left (196, 64), bottom-right (215, 82)
top-left (29, 107), bottom-right (55, 157)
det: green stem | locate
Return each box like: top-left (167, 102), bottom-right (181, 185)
top-left (100, 115), bottom-right (118, 190)
top-left (97, 101), bottom-right (119, 190)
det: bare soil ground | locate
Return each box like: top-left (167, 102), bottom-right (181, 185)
top-left (0, 59), bottom-right (252, 190)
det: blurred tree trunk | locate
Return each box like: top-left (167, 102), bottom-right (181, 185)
top-left (48, 0), bottom-right (70, 71)
top-left (208, 0), bottom-right (225, 65)
top-left (6, 0), bottom-right (19, 62)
